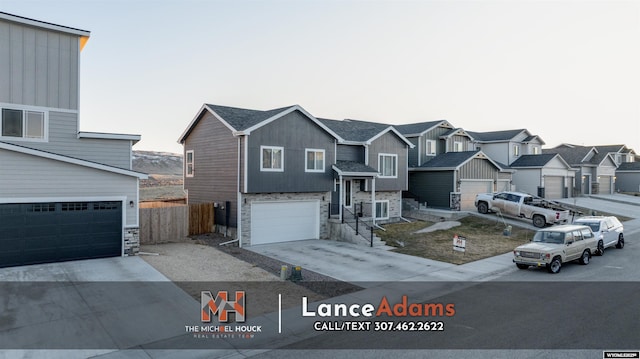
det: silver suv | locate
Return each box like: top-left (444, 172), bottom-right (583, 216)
top-left (513, 225), bottom-right (598, 274)
top-left (573, 216), bottom-right (624, 255)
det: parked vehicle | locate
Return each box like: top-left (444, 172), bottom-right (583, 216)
top-left (513, 225), bottom-right (598, 274)
top-left (573, 216), bottom-right (624, 255)
top-left (475, 191), bottom-right (571, 228)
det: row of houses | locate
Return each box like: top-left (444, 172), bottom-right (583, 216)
top-left (1, 12), bottom-right (639, 269)
top-left (178, 103), bottom-right (639, 247)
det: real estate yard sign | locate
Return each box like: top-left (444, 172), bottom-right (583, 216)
top-left (453, 234), bottom-right (466, 252)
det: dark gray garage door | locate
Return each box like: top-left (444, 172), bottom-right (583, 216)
top-left (0, 201), bottom-right (122, 268)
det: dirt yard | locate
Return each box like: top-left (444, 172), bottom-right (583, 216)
top-left (376, 215), bottom-right (535, 265)
top-left (139, 241), bottom-right (327, 318)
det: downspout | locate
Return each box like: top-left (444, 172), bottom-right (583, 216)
top-left (371, 177), bottom-right (376, 227)
top-left (237, 136), bottom-right (242, 247)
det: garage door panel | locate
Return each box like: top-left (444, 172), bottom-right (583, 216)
top-left (460, 181), bottom-right (493, 211)
top-left (544, 176), bottom-right (563, 199)
top-left (251, 201), bottom-right (319, 245)
top-left (0, 201), bottom-right (122, 268)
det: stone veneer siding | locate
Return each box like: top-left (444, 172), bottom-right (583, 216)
top-left (240, 192), bottom-right (330, 246)
top-left (351, 182), bottom-right (402, 222)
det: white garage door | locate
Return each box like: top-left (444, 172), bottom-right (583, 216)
top-left (251, 201), bottom-right (319, 245)
top-left (460, 180), bottom-right (493, 211)
top-left (544, 176), bottom-right (564, 199)
top-left (599, 176), bottom-right (612, 194)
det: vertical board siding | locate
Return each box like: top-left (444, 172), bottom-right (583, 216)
top-left (367, 131), bottom-right (408, 191)
top-left (184, 111), bottom-right (239, 227)
top-left (0, 149), bottom-right (138, 226)
top-left (0, 20), bottom-right (79, 110)
top-left (459, 158), bottom-right (497, 179)
top-left (337, 144), bottom-right (364, 162)
top-left (247, 110), bottom-right (335, 193)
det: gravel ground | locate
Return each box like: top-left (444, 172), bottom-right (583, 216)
top-left (139, 234), bottom-right (361, 318)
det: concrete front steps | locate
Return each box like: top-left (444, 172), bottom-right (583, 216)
top-left (328, 218), bottom-right (394, 250)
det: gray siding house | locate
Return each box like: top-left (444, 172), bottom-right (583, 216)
top-left (179, 104), bottom-right (412, 246)
top-left (179, 104), bottom-right (341, 246)
top-left (615, 162), bottom-right (640, 192)
top-left (396, 121), bottom-right (511, 210)
top-left (0, 12), bottom-right (146, 268)
top-left (509, 153), bottom-right (576, 198)
top-left (543, 144), bottom-right (618, 195)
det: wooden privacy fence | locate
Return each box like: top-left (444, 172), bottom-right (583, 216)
top-left (189, 202), bottom-right (215, 236)
top-left (139, 202), bottom-right (214, 244)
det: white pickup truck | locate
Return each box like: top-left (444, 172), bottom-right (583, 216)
top-left (475, 191), bottom-right (571, 228)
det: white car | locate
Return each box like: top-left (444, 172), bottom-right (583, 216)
top-left (573, 216), bottom-right (624, 255)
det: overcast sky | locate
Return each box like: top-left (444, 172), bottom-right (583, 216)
top-left (4, 0), bottom-right (640, 155)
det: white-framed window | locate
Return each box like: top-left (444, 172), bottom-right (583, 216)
top-left (533, 147), bottom-right (539, 155)
top-left (378, 153), bottom-right (397, 178)
top-left (426, 140), bottom-right (436, 156)
top-left (185, 150), bottom-right (194, 177)
top-left (261, 145), bottom-right (284, 172)
top-left (375, 200), bottom-right (389, 220)
top-left (453, 141), bottom-right (463, 152)
top-left (1, 107), bottom-right (46, 140)
top-left (305, 148), bottom-right (325, 172)
top-left (513, 145), bottom-right (520, 157)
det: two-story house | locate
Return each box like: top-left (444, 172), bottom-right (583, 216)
top-left (468, 129), bottom-right (576, 199)
top-left (0, 12), bottom-right (146, 268)
top-left (544, 144), bottom-right (618, 195)
top-left (178, 104), bottom-right (412, 247)
top-left (396, 121), bottom-right (511, 210)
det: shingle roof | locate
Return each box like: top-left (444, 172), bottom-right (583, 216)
top-left (318, 118), bottom-right (389, 142)
top-left (418, 151), bottom-right (480, 168)
top-left (333, 160), bottom-right (378, 175)
top-left (394, 121), bottom-right (445, 136)
top-left (617, 162), bottom-right (640, 171)
top-left (205, 104), bottom-right (294, 131)
top-left (542, 145), bottom-right (595, 165)
top-left (466, 129), bottom-right (526, 142)
top-left (510, 154), bottom-right (558, 167)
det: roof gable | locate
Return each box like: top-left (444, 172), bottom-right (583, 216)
top-left (414, 150), bottom-right (503, 171)
top-left (318, 118), bottom-right (413, 147)
top-left (179, 104), bottom-right (343, 143)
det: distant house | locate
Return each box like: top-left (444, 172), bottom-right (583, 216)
top-left (543, 144), bottom-right (617, 195)
top-left (615, 162), bottom-right (640, 193)
top-left (593, 145), bottom-right (636, 165)
top-left (466, 129), bottom-right (544, 166)
top-left (178, 104), bottom-right (412, 246)
top-left (0, 12), bottom-right (146, 268)
top-left (509, 153), bottom-right (576, 198)
top-left (397, 121), bottom-right (512, 210)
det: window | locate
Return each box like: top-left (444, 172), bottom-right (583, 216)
top-left (533, 147), bottom-right (540, 155)
top-left (261, 146), bottom-right (284, 172)
top-left (426, 140), bottom-right (436, 156)
top-left (305, 149), bottom-right (325, 172)
top-left (375, 200), bottom-right (389, 220)
top-left (378, 154), bottom-right (397, 178)
top-left (453, 141), bottom-right (463, 152)
top-left (513, 145), bottom-right (520, 157)
top-left (186, 150), bottom-right (194, 177)
top-left (1, 108), bottom-right (45, 139)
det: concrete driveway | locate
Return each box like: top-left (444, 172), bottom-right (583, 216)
top-left (0, 257), bottom-right (201, 357)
